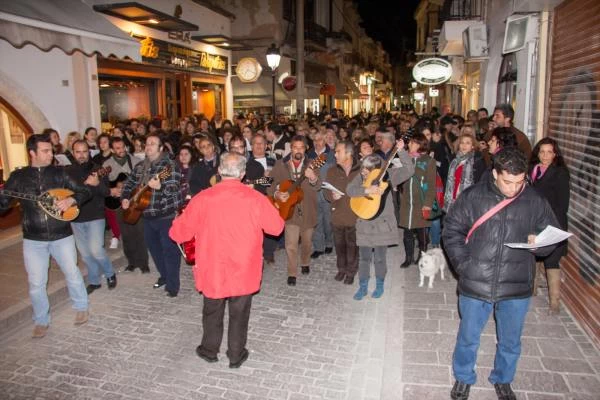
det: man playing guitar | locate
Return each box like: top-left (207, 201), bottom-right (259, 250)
top-left (0, 132), bottom-right (91, 338)
top-left (268, 135), bottom-right (321, 286)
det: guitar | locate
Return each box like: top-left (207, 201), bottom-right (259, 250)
top-left (270, 154), bottom-right (327, 220)
top-left (0, 166), bottom-right (112, 222)
top-left (176, 202), bottom-right (196, 265)
top-left (350, 145), bottom-right (400, 220)
top-left (122, 165), bottom-right (172, 224)
top-left (0, 188), bottom-right (80, 221)
top-left (105, 172), bottom-right (128, 210)
top-left (209, 175), bottom-right (274, 187)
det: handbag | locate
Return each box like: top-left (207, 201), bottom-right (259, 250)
top-left (465, 184), bottom-right (525, 244)
top-left (419, 176), bottom-right (443, 220)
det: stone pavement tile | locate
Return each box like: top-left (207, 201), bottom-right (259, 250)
top-left (541, 357), bottom-right (596, 373)
top-left (523, 323), bottom-right (570, 339)
top-left (526, 393), bottom-right (565, 399)
top-left (401, 363), bottom-right (451, 384)
top-left (403, 318), bottom-right (439, 333)
top-left (564, 374), bottom-right (600, 395)
top-left (402, 350), bottom-right (438, 364)
top-left (538, 339), bottom-right (586, 359)
top-left (512, 370), bottom-right (570, 393)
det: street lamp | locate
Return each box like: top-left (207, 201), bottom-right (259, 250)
top-left (266, 43), bottom-right (281, 120)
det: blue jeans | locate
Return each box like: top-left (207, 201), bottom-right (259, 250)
top-left (144, 216), bottom-right (181, 293)
top-left (429, 217), bottom-right (441, 246)
top-left (23, 236), bottom-right (88, 326)
top-left (453, 295), bottom-right (530, 385)
top-left (71, 219), bottom-right (115, 285)
top-left (312, 192), bottom-right (333, 252)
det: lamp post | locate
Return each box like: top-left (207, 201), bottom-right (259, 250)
top-left (266, 43), bottom-right (281, 120)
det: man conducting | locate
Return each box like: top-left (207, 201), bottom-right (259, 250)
top-left (443, 148), bottom-right (559, 400)
top-left (169, 152), bottom-right (284, 368)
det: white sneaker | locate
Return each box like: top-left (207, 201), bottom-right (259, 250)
top-left (109, 237), bottom-right (119, 249)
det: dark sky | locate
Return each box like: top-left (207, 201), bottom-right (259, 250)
top-left (355, 0), bottom-right (420, 63)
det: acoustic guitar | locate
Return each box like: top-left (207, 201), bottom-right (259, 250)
top-left (0, 166), bottom-right (111, 222)
top-left (270, 154), bottom-right (327, 220)
top-left (350, 145), bottom-right (400, 220)
top-left (123, 165), bottom-right (172, 224)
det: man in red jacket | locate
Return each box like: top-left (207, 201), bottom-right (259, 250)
top-left (169, 152), bottom-right (284, 368)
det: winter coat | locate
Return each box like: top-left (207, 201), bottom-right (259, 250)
top-left (66, 161), bottom-right (110, 222)
top-left (347, 150), bottom-right (415, 247)
top-left (0, 165), bottom-right (91, 241)
top-left (530, 164), bottom-right (570, 259)
top-left (267, 156), bottom-right (322, 229)
top-left (169, 180), bottom-right (284, 298)
top-left (324, 163), bottom-right (361, 227)
top-left (442, 175), bottom-right (559, 302)
top-left (399, 154), bottom-right (436, 229)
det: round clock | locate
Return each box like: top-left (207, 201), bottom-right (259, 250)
top-left (236, 57), bottom-right (263, 83)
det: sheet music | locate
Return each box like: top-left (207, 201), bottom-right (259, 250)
top-left (54, 154), bottom-right (71, 166)
top-left (504, 225), bottom-right (573, 249)
top-left (321, 181), bottom-right (345, 196)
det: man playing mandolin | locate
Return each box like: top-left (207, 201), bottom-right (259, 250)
top-left (0, 132), bottom-right (91, 338)
top-left (268, 135), bottom-right (322, 286)
top-left (121, 133), bottom-right (183, 297)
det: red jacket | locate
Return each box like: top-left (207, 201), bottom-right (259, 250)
top-left (169, 179), bottom-right (284, 298)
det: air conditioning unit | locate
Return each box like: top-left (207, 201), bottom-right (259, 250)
top-left (463, 23), bottom-right (488, 61)
top-left (502, 14), bottom-right (539, 54)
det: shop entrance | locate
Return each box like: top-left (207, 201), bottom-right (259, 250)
top-left (165, 72), bottom-right (187, 123)
top-left (191, 81), bottom-right (224, 120)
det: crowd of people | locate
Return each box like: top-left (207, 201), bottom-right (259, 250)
top-left (0, 102), bottom-right (571, 399)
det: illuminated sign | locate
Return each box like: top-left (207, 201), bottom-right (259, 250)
top-left (412, 58), bottom-right (453, 85)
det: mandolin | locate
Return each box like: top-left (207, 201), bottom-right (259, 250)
top-left (270, 154), bottom-right (327, 220)
top-left (0, 166), bottom-right (111, 222)
top-left (123, 165), bottom-right (172, 224)
top-left (350, 145), bottom-right (400, 220)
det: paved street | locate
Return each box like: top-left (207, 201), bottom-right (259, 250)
top-left (0, 245), bottom-right (599, 400)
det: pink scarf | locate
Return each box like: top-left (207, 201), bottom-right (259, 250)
top-left (531, 164), bottom-right (548, 182)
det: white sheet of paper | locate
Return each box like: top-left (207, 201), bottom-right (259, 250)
top-left (321, 181), bottom-right (344, 196)
top-left (505, 225), bottom-right (572, 249)
top-left (54, 154), bottom-right (71, 166)
top-left (89, 149), bottom-right (100, 158)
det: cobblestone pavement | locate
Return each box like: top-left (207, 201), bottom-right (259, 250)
top-left (0, 244), bottom-right (599, 400)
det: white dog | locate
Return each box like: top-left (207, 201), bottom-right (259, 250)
top-left (418, 248), bottom-right (447, 288)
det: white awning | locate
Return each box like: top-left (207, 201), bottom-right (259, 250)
top-left (0, 0), bottom-right (140, 61)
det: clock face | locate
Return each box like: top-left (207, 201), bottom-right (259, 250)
top-left (236, 58), bottom-right (262, 83)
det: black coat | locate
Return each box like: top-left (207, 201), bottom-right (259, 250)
top-left (66, 161), bottom-right (110, 222)
top-left (189, 158), bottom-right (219, 195)
top-left (442, 175), bottom-right (559, 302)
top-left (531, 164), bottom-right (570, 261)
top-left (0, 165), bottom-right (91, 241)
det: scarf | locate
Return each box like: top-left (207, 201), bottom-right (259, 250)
top-left (443, 151), bottom-right (475, 212)
top-left (531, 164), bottom-right (548, 182)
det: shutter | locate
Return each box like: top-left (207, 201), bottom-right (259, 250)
top-left (547, 0), bottom-right (600, 344)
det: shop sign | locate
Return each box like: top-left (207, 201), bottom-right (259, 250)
top-left (282, 76), bottom-right (296, 91)
top-left (168, 31), bottom-right (191, 44)
top-left (359, 84), bottom-right (369, 94)
top-left (320, 84), bottom-right (336, 96)
top-left (429, 88), bottom-right (439, 97)
top-left (138, 36), bottom-right (228, 75)
top-left (412, 58), bottom-right (453, 85)
top-left (414, 92), bottom-right (425, 101)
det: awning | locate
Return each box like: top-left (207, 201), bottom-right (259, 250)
top-left (232, 75), bottom-right (292, 106)
top-left (343, 78), bottom-right (361, 96)
top-left (0, 0), bottom-right (140, 60)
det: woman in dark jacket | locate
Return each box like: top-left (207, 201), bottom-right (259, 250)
top-left (529, 137), bottom-right (570, 315)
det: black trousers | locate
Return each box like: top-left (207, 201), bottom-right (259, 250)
top-left (200, 294), bottom-right (253, 363)
top-left (117, 211), bottom-right (149, 269)
top-left (332, 225), bottom-right (359, 277)
top-left (403, 227), bottom-right (428, 263)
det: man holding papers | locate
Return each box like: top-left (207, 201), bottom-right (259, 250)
top-left (442, 148), bottom-right (560, 400)
top-left (323, 141), bottom-right (361, 284)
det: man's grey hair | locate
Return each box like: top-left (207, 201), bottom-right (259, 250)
top-left (361, 154), bottom-right (383, 171)
top-left (379, 131), bottom-right (395, 144)
top-left (337, 140), bottom-right (354, 157)
top-left (218, 152), bottom-right (246, 179)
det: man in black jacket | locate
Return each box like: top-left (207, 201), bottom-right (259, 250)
top-left (0, 133), bottom-right (91, 338)
top-left (67, 140), bottom-right (116, 294)
top-left (442, 148), bottom-right (559, 400)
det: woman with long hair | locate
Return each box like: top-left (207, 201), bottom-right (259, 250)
top-left (529, 137), bottom-right (570, 315)
top-left (177, 144), bottom-right (198, 201)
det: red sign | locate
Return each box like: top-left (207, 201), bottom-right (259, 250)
top-left (320, 84), bottom-right (336, 96)
top-left (282, 76), bottom-right (296, 91)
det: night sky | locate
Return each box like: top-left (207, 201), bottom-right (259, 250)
top-left (355, 0), bottom-right (420, 63)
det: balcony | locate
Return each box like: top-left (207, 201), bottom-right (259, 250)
top-left (305, 21), bottom-right (327, 48)
top-left (326, 30), bottom-right (352, 44)
top-left (440, 0), bottom-right (485, 22)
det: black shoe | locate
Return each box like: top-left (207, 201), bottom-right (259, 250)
top-left (494, 383), bottom-right (516, 400)
top-left (166, 291), bottom-right (178, 298)
top-left (195, 345), bottom-right (218, 363)
top-left (301, 266), bottom-right (310, 275)
top-left (310, 251), bottom-right (323, 259)
top-left (451, 381), bottom-right (471, 400)
top-left (229, 349), bottom-right (249, 368)
top-left (86, 284), bottom-right (101, 294)
top-left (139, 266), bottom-right (150, 274)
top-left (153, 278), bottom-right (166, 289)
top-left (287, 276), bottom-right (296, 286)
top-left (400, 260), bottom-right (411, 268)
top-left (324, 247), bottom-right (333, 254)
top-left (124, 265), bottom-right (136, 272)
top-left (334, 272), bottom-right (345, 281)
top-left (343, 275), bottom-right (354, 285)
top-left (107, 275), bottom-right (117, 289)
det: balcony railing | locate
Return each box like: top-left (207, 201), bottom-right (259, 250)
top-left (440, 0), bottom-right (484, 21)
top-left (327, 30), bottom-right (352, 43)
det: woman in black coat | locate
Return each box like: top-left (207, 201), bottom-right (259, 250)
top-left (529, 137), bottom-right (570, 315)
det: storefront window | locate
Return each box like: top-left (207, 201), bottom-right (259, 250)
top-left (191, 82), bottom-right (223, 120)
top-left (497, 53), bottom-right (517, 109)
top-left (0, 101), bottom-right (30, 181)
top-left (99, 76), bottom-right (158, 124)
